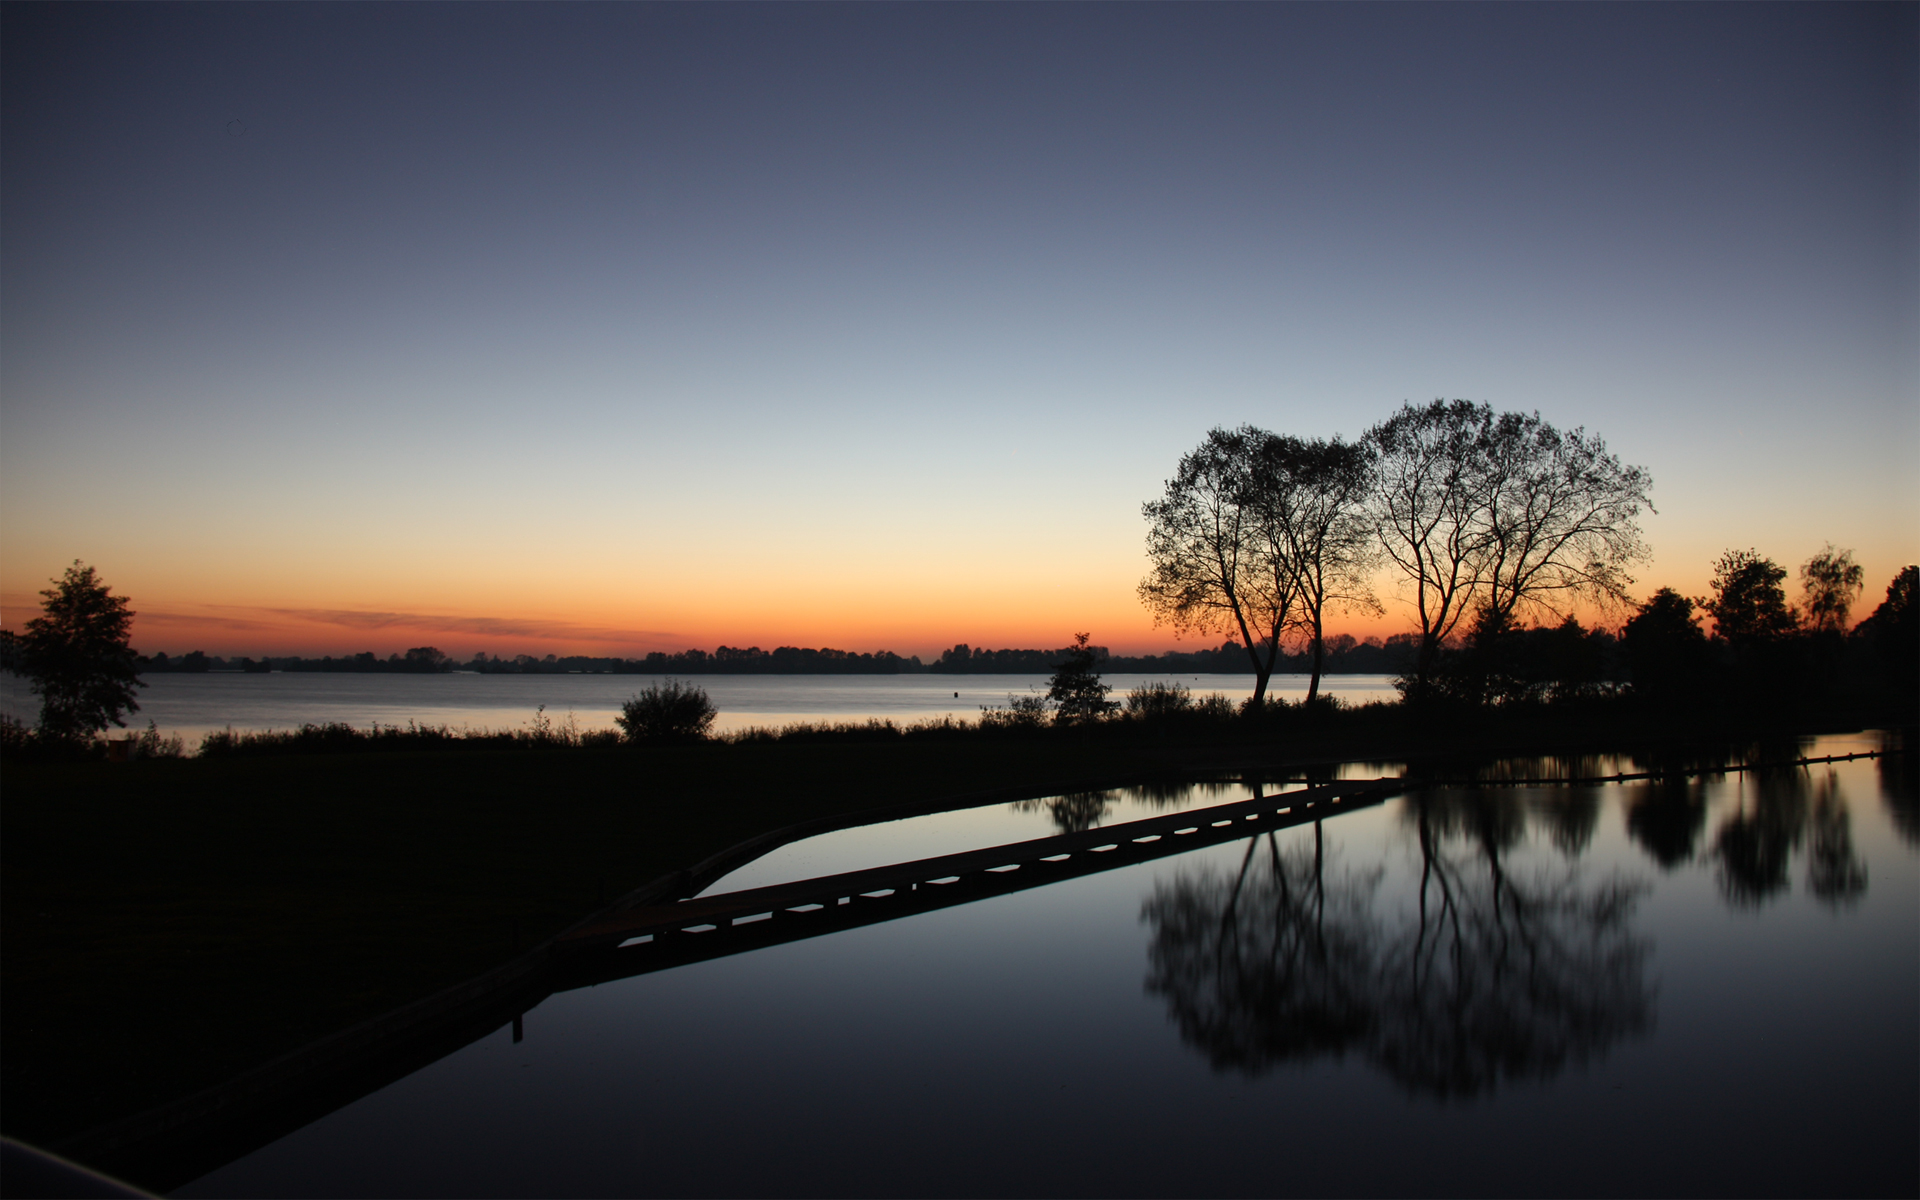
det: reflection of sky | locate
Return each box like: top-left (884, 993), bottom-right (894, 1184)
top-left (178, 740), bottom-right (1917, 1198)
top-left (4, 5), bottom-right (1915, 657)
top-left (0, 670), bottom-right (1404, 745)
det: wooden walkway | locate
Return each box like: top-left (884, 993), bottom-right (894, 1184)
top-left (551, 778), bottom-right (1402, 989)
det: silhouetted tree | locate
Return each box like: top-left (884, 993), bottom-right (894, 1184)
top-left (400, 646), bottom-right (452, 672)
top-left (1364, 400), bottom-right (1650, 700)
top-left (1249, 433), bottom-right (1380, 703)
top-left (1140, 428), bottom-right (1294, 703)
top-left (1620, 588), bottom-right (1711, 705)
top-left (1853, 566), bottom-right (1918, 705)
top-left (1046, 632), bottom-right (1117, 723)
top-left (1799, 545), bottom-right (1863, 634)
top-left (1700, 549), bottom-right (1797, 645)
top-left (3, 562), bottom-right (145, 741)
top-left (1365, 400), bottom-right (1497, 697)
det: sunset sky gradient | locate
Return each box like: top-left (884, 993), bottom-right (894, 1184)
top-left (3, 3), bottom-right (1915, 659)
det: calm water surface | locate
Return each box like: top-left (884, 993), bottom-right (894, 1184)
top-left (180, 732), bottom-right (1917, 1198)
top-left (0, 672), bottom-right (1399, 742)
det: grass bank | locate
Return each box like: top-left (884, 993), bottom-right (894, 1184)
top-left (3, 698), bottom-right (1908, 1162)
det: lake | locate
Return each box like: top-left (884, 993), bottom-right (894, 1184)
top-left (177, 731), bottom-right (1917, 1198)
top-left (0, 671), bottom-right (1401, 744)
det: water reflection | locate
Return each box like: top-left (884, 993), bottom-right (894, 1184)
top-left (1624, 777), bottom-right (1710, 868)
top-left (1709, 767), bottom-right (1871, 909)
top-left (174, 741), bottom-right (1917, 1199)
top-left (1143, 797), bottom-right (1653, 1100)
top-left (1400, 740), bottom-right (1886, 909)
top-left (1009, 780), bottom-right (1243, 835)
top-left (1881, 739), bottom-right (1919, 848)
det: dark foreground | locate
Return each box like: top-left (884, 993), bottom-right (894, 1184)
top-left (2, 703), bottom-right (1911, 1192)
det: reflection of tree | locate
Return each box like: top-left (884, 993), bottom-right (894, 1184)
top-left (1704, 764), bottom-right (1872, 909)
top-left (1711, 769), bottom-right (1807, 907)
top-left (1013, 781), bottom-right (1251, 835)
top-left (1529, 784), bottom-right (1603, 857)
top-left (1879, 743), bottom-right (1918, 849)
top-left (1624, 779), bottom-right (1709, 869)
top-left (1143, 829), bottom-right (1379, 1071)
top-left (1143, 799), bottom-right (1653, 1100)
top-left (1012, 791), bottom-right (1114, 834)
top-left (1804, 782), bottom-right (1867, 906)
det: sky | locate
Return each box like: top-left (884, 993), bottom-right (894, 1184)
top-left (3, 3), bottom-right (1915, 660)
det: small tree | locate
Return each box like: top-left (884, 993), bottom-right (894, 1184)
top-left (1699, 549), bottom-right (1797, 645)
top-left (1799, 545), bottom-right (1864, 634)
top-left (1620, 588), bottom-right (1710, 705)
top-left (5, 561), bottom-right (144, 742)
top-left (615, 679), bottom-right (717, 743)
top-left (1047, 633), bottom-right (1117, 723)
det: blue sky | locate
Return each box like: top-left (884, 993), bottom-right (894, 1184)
top-left (3, 3), bottom-right (1914, 656)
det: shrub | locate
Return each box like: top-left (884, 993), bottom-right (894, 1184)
top-left (1194, 692), bottom-right (1239, 721)
top-left (1125, 680), bottom-right (1192, 719)
top-left (615, 679), bottom-right (717, 743)
top-left (133, 720), bottom-right (186, 759)
top-left (980, 690), bottom-right (1052, 731)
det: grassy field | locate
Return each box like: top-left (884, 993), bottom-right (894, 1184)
top-left (2, 701), bottom-right (1905, 1159)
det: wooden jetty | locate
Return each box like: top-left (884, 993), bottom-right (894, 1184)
top-left (552, 777), bottom-right (1403, 989)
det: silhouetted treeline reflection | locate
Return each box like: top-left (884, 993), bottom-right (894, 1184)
top-left (1011, 781), bottom-right (1245, 834)
top-left (1388, 744), bottom-right (1881, 908)
top-left (1143, 803), bottom-right (1653, 1098)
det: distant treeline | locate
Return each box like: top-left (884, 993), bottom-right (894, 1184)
top-left (928, 637), bottom-right (1416, 675)
top-left (134, 638), bottom-right (1421, 676)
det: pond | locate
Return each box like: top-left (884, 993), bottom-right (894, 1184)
top-left (179, 732), bottom-right (1916, 1197)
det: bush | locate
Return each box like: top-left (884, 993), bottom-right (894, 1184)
top-left (132, 720), bottom-right (186, 759)
top-left (1125, 680), bottom-right (1193, 719)
top-left (979, 690), bottom-right (1052, 731)
top-left (615, 679), bottom-right (717, 743)
top-left (1194, 692), bottom-right (1239, 721)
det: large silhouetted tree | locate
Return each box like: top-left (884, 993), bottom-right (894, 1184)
top-left (6, 561), bottom-right (145, 741)
top-left (1250, 433), bottom-right (1379, 703)
top-left (1364, 400), bottom-right (1497, 696)
top-left (1364, 401), bottom-right (1651, 701)
top-left (1139, 427), bottom-right (1293, 704)
top-left (1475, 410), bottom-right (1650, 630)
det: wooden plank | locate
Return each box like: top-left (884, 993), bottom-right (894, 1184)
top-left (558, 779), bottom-right (1399, 949)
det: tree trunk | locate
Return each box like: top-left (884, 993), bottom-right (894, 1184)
top-left (1246, 635), bottom-right (1281, 706)
top-left (1307, 619), bottom-right (1326, 704)
top-left (1412, 631), bottom-right (1442, 701)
